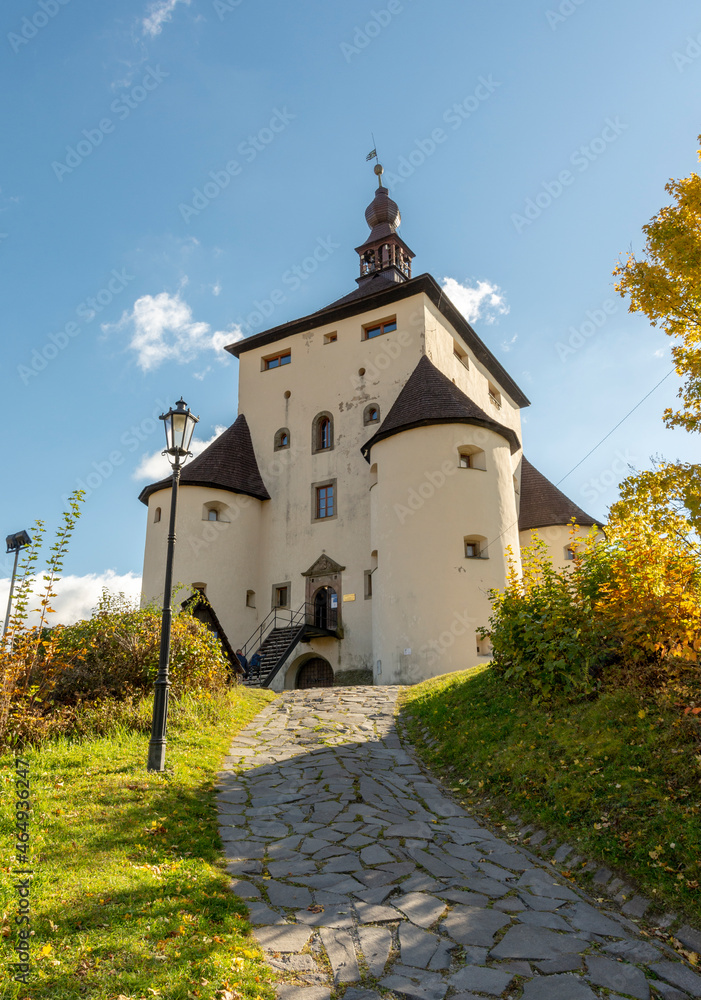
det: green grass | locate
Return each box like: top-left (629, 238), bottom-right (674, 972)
top-left (0, 686), bottom-right (277, 1000)
top-left (401, 666), bottom-right (701, 925)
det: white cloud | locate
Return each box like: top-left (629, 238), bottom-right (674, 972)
top-left (653, 348), bottom-right (665, 358)
top-left (0, 571), bottom-right (143, 628)
top-left (212, 282), bottom-right (222, 296)
top-left (133, 424), bottom-right (227, 481)
top-left (441, 277), bottom-right (509, 325)
top-left (501, 334), bottom-right (518, 352)
top-left (103, 290), bottom-right (244, 372)
top-left (142, 0), bottom-right (190, 36)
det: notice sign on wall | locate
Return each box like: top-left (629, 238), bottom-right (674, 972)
top-left (343, 594), bottom-right (356, 602)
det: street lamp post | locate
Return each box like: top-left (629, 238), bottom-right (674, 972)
top-left (147, 398), bottom-right (199, 773)
top-left (3, 530), bottom-right (32, 640)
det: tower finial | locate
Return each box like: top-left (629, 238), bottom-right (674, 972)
top-left (374, 162), bottom-right (385, 189)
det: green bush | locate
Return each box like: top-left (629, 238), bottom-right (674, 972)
top-left (480, 533), bottom-right (613, 701)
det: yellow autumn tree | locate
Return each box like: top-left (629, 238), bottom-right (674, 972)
top-left (613, 132), bottom-right (701, 536)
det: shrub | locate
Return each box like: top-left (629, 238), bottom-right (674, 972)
top-left (52, 590), bottom-right (230, 702)
top-left (481, 519), bottom-right (701, 703)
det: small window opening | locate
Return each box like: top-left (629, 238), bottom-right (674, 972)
top-left (154, 507), bottom-right (161, 523)
top-left (273, 585), bottom-right (290, 608)
top-left (208, 509), bottom-right (219, 521)
top-left (364, 404), bottom-right (380, 425)
top-left (364, 570), bottom-right (373, 599)
top-left (488, 382), bottom-right (502, 409)
top-left (458, 446), bottom-right (487, 471)
top-left (464, 535), bottom-right (488, 559)
top-left (363, 317), bottom-right (397, 340)
top-left (263, 349), bottom-right (291, 370)
top-left (324, 332), bottom-right (338, 344)
top-left (453, 341), bottom-right (469, 368)
top-left (274, 427), bottom-right (290, 451)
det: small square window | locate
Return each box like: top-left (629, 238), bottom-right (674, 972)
top-left (465, 541), bottom-right (480, 558)
top-left (263, 350), bottom-right (291, 370)
top-left (565, 546), bottom-right (576, 561)
top-left (324, 332), bottom-right (338, 344)
top-left (459, 454), bottom-right (472, 469)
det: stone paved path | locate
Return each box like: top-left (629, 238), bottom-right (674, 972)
top-left (217, 688), bottom-right (701, 1000)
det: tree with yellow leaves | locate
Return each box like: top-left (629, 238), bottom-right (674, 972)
top-left (613, 134), bottom-right (701, 538)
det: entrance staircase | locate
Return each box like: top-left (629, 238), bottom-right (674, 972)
top-left (241, 602), bottom-right (338, 688)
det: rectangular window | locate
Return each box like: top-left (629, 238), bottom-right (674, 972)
top-left (315, 483), bottom-right (335, 519)
top-left (363, 317), bottom-right (397, 340)
top-left (465, 540), bottom-right (480, 559)
top-left (453, 341), bottom-right (469, 368)
top-left (324, 332), bottom-right (338, 344)
top-left (364, 570), bottom-right (373, 599)
top-left (272, 583), bottom-right (291, 608)
top-left (263, 349), bottom-right (291, 370)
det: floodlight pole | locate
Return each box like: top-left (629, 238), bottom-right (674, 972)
top-left (3, 546), bottom-right (21, 640)
top-left (3, 531), bottom-right (31, 641)
top-left (147, 457), bottom-right (182, 773)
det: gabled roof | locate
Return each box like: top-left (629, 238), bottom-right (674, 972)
top-left (226, 272), bottom-right (530, 409)
top-left (518, 457), bottom-right (600, 531)
top-left (361, 354), bottom-right (521, 460)
top-left (138, 414), bottom-right (270, 505)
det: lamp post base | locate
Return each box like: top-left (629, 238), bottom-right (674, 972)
top-left (147, 740), bottom-right (167, 772)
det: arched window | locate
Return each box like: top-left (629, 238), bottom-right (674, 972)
top-left (208, 509), bottom-right (219, 521)
top-left (274, 427), bottom-right (290, 451)
top-left (312, 412), bottom-right (334, 453)
top-left (364, 403), bottom-right (380, 425)
top-left (153, 506), bottom-right (161, 523)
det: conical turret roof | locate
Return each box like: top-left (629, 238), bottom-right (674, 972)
top-left (518, 457), bottom-right (599, 530)
top-left (361, 354), bottom-right (520, 459)
top-left (138, 413), bottom-right (270, 504)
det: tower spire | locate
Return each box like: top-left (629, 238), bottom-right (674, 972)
top-left (355, 162), bottom-right (415, 287)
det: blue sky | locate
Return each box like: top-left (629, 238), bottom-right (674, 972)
top-left (1, 0), bottom-right (699, 620)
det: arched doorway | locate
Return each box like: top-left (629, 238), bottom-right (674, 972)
top-left (313, 587), bottom-right (337, 630)
top-left (296, 657), bottom-right (334, 689)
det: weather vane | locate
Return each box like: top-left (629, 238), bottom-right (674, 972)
top-left (365, 134), bottom-right (384, 187)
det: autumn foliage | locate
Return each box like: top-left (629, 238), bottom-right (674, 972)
top-left (1, 493), bottom-right (229, 749)
top-left (482, 519), bottom-right (701, 703)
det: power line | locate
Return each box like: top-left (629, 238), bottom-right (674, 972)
top-left (555, 368), bottom-right (675, 487)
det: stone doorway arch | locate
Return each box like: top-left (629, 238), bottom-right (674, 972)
top-left (296, 657), bottom-right (334, 689)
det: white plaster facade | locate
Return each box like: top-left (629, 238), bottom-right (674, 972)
top-left (139, 177), bottom-right (600, 688)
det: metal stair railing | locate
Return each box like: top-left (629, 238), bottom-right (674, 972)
top-left (240, 600), bottom-right (339, 687)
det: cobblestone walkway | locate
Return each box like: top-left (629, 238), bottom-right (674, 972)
top-left (217, 688), bottom-right (701, 1000)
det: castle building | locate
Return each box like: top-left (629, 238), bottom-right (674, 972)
top-left (139, 169), bottom-right (600, 689)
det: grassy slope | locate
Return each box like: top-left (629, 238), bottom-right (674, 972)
top-left (0, 687), bottom-right (277, 1000)
top-left (401, 667), bottom-right (701, 925)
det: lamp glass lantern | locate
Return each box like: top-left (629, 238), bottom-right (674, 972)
top-left (161, 397), bottom-right (198, 462)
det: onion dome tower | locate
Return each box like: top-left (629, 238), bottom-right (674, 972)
top-left (355, 164), bottom-right (415, 288)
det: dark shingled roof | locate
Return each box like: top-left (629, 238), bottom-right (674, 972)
top-left (138, 414), bottom-right (270, 505)
top-left (361, 354), bottom-right (521, 460)
top-left (518, 457), bottom-right (600, 531)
